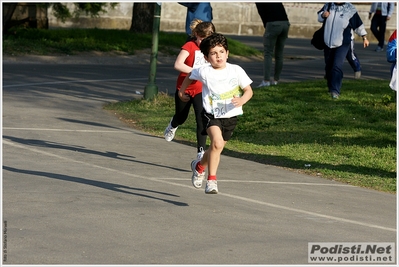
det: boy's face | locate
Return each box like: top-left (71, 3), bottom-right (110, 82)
top-left (204, 45), bottom-right (229, 70)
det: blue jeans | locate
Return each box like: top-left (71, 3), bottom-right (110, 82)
top-left (324, 43), bottom-right (350, 95)
top-left (262, 20), bottom-right (290, 81)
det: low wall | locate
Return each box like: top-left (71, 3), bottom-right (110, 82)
top-left (48, 2), bottom-right (397, 41)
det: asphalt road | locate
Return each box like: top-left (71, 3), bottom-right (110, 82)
top-left (2, 36), bottom-right (396, 265)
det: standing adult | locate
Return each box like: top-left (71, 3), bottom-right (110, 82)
top-left (369, 2), bottom-right (395, 52)
top-left (179, 3), bottom-right (213, 37)
top-left (255, 3), bottom-right (290, 87)
top-left (318, 2), bottom-right (369, 99)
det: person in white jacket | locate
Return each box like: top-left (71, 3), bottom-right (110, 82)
top-left (369, 2), bottom-right (395, 52)
top-left (318, 2), bottom-right (369, 99)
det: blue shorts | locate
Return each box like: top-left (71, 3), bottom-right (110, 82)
top-left (201, 111), bottom-right (238, 141)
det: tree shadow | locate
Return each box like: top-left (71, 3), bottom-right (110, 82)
top-left (57, 117), bottom-right (124, 130)
top-left (3, 135), bottom-right (190, 173)
top-left (3, 166), bottom-right (189, 206)
top-left (222, 148), bottom-right (396, 180)
top-left (171, 138), bottom-right (395, 180)
top-left (57, 117), bottom-right (158, 138)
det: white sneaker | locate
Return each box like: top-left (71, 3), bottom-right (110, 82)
top-left (354, 71), bottom-right (361, 79)
top-left (271, 80), bottom-right (278, 85)
top-left (205, 180), bottom-right (218, 194)
top-left (191, 160), bottom-right (205, 189)
top-left (197, 147), bottom-right (205, 160)
top-left (164, 118), bottom-right (177, 142)
top-left (256, 80), bottom-right (271, 88)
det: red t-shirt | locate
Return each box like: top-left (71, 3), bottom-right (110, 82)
top-left (176, 41), bottom-right (207, 97)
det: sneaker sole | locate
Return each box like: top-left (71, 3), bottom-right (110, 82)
top-left (191, 160), bottom-right (203, 189)
top-left (192, 179), bottom-right (203, 189)
top-left (205, 190), bottom-right (218, 194)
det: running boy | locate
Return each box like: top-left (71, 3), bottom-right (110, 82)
top-left (164, 19), bottom-right (215, 160)
top-left (178, 33), bottom-right (253, 194)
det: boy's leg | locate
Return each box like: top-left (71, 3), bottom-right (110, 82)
top-left (206, 125), bottom-right (226, 177)
top-left (202, 125), bottom-right (225, 194)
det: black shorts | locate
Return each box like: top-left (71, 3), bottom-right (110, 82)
top-left (201, 111), bottom-right (238, 141)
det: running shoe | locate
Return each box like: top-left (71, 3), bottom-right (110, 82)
top-left (197, 148), bottom-right (205, 160)
top-left (205, 180), bottom-right (218, 194)
top-left (191, 160), bottom-right (205, 189)
top-left (164, 118), bottom-right (178, 142)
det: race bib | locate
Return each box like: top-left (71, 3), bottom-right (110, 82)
top-left (212, 98), bottom-right (243, 118)
top-left (193, 50), bottom-right (209, 69)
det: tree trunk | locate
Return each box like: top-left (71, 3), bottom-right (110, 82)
top-left (3, 3), bottom-right (18, 34)
top-left (130, 3), bottom-right (154, 33)
top-left (3, 3), bottom-right (48, 34)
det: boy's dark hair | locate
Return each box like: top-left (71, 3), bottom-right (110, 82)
top-left (200, 33), bottom-right (228, 56)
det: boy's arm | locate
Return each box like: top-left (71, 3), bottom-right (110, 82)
top-left (178, 74), bottom-right (194, 102)
top-left (232, 84), bottom-right (253, 107)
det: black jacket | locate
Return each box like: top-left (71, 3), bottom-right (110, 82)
top-left (255, 3), bottom-right (289, 28)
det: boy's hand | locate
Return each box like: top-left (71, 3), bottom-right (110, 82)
top-left (232, 95), bottom-right (245, 107)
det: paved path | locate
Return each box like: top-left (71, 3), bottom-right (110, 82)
top-left (2, 37), bottom-right (396, 265)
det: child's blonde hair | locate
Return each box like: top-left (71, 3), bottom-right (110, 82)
top-left (190, 19), bottom-right (215, 38)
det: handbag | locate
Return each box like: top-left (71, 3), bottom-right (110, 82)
top-left (311, 3), bottom-right (332, 50)
top-left (311, 26), bottom-right (326, 50)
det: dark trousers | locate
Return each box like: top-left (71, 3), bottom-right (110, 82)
top-left (324, 43), bottom-right (350, 95)
top-left (346, 40), bottom-right (361, 72)
top-left (172, 91), bottom-right (206, 153)
top-left (370, 14), bottom-right (387, 48)
top-left (262, 21), bottom-right (290, 81)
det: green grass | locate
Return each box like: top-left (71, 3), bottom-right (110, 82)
top-left (104, 79), bottom-right (397, 193)
top-left (3, 28), bottom-right (261, 57)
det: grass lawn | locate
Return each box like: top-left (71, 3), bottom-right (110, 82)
top-left (3, 28), bottom-right (261, 57)
top-left (104, 79), bottom-right (397, 193)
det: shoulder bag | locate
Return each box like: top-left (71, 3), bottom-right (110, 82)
top-left (311, 3), bottom-right (332, 50)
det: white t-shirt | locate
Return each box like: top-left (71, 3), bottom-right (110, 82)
top-left (189, 63), bottom-right (253, 118)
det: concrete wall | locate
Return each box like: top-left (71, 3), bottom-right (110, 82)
top-left (48, 2), bottom-right (397, 40)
